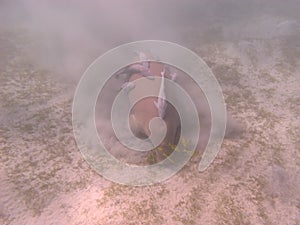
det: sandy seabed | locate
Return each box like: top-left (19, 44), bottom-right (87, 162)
top-left (0, 25), bottom-right (299, 225)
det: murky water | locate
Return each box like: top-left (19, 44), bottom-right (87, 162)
top-left (0, 1), bottom-right (299, 224)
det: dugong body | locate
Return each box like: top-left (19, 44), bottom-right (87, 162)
top-left (127, 62), bottom-right (181, 162)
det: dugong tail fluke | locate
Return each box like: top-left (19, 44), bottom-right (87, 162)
top-left (115, 51), bottom-right (154, 82)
